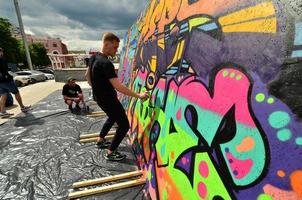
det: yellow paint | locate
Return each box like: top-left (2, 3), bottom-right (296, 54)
top-left (140, 47), bottom-right (144, 61)
top-left (222, 17), bottom-right (277, 33)
top-left (189, 17), bottom-right (211, 31)
top-left (151, 56), bottom-right (157, 72)
top-left (219, 1), bottom-right (275, 26)
top-left (170, 23), bottom-right (176, 30)
top-left (158, 38), bottom-right (165, 50)
top-left (168, 40), bottom-right (185, 68)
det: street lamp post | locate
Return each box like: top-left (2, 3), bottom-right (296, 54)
top-left (13, 0), bottom-right (33, 70)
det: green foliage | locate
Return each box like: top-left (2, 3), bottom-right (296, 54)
top-left (0, 17), bottom-right (51, 68)
top-left (18, 41), bottom-right (50, 68)
top-left (0, 17), bottom-right (19, 62)
top-left (30, 43), bottom-right (51, 67)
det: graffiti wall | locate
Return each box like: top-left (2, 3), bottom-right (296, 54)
top-left (118, 0), bottom-right (302, 199)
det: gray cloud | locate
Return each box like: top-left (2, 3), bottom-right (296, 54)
top-left (0, 0), bottom-right (147, 50)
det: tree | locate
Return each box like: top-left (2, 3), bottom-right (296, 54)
top-left (18, 41), bottom-right (51, 68)
top-left (29, 43), bottom-right (50, 67)
top-left (0, 17), bottom-right (19, 63)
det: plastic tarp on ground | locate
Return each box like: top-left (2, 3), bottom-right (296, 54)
top-left (0, 90), bottom-right (145, 199)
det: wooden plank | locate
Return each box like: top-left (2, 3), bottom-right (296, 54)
top-left (86, 111), bottom-right (107, 117)
top-left (80, 135), bottom-right (114, 144)
top-left (72, 170), bottom-right (143, 189)
top-left (68, 178), bottom-right (145, 199)
top-left (89, 111), bottom-right (105, 115)
top-left (80, 130), bottom-right (115, 139)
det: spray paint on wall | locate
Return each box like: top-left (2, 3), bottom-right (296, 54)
top-left (118, 0), bottom-right (302, 199)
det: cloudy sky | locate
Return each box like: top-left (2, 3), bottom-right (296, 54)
top-left (0, 0), bottom-right (147, 52)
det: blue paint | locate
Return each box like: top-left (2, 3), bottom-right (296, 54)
top-left (198, 22), bottom-right (218, 31)
top-left (294, 22), bottom-right (302, 45)
top-left (291, 50), bottom-right (302, 58)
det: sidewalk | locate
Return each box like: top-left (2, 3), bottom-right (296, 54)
top-left (0, 80), bottom-right (90, 125)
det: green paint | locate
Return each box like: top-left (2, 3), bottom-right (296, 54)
top-left (163, 189), bottom-right (168, 200)
top-left (148, 172), bottom-right (152, 181)
top-left (257, 194), bottom-right (273, 200)
top-left (268, 111), bottom-right (291, 129)
top-left (236, 75), bottom-right (242, 80)
top-left (267, 98), bottom-right (274, 104)
top-left (296, 137), bottom-right (302, 145)
top-left (277, 129), bottom-right (292, 142)
top-left (230, 72), bottom-right (235, 78)
top-left (255, 93), bottom-right (265, 102)
top-left (193, 153), bottom-right (232, 199)
top-left (223, 71), bottom-right (229, 77)
top-left (189, 17), bottom-right (210, 31)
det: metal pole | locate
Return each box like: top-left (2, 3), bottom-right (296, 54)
top-left (13, 0), bottom-right (33, 70)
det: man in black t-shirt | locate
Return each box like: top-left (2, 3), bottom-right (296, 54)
top-left (0, 47), bottom-right (31, 118)
top-left (62, 78), bottom-right (85, 111)
top-left (85, 33), bottom-right (148, 161)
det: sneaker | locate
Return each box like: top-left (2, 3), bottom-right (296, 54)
top-left (96, 139), bottom-right (111, 149)
top-left (21, 105), bottom-right (31, 113)
top-left (104, 150), bottom-right (126, 161)
top-left (0, 112), bottom-right (14, 118)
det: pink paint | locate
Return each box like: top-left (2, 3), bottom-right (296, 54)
top-left (156, 78), bottom-right (166, 91)
top-left (175, 69), bottom-right (256, 127)
top-left (199, 161), bottom-right (209, 178)
top-left (197, 182), bottom-right (207, 198)
top-left (263, 184), bottom-right (302, 200)
top-left (226, 152), bottom-right (253, 180)
top-left (137, 68), bottom-right (148, 80)
top-left (181, 157), bottom-right (187, 165)
top-left (176, 108), bottom-right (182, 120)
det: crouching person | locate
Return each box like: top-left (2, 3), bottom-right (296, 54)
top-left (62, 77), bottom-right (85, 111)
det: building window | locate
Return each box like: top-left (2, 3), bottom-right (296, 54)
top-left (53, 43), bottom-right (57, 47)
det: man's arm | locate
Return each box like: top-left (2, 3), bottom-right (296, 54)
top-left (85, 68), bottom-right (92, 86)
top-left (109, 78), bottom-right (148, 99)
top-left (63, 95), bottom-right (79, 101)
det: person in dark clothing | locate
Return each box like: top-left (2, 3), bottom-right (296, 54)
top-left (0, 47), bottom-right (31, 118)
top-left (85, 33), bottom-right (148, 161)
top-left (62, 77), bottom-right (85, 111)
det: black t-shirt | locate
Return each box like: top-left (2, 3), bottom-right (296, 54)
top-left (90, 53), bottom-right (117, 101)
top-left (62, 84), bottom-right (82, 97)
top-left (0, 58), bottom-right (13, 83)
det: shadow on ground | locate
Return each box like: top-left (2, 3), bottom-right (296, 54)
top-left (0, 90), bottom-right (146, 199)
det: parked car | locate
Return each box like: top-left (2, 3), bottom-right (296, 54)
top-left (15, 71), bottom-right (46, 83)
top-left (37, 68), bottom-right (54, 75)
top-left (9, 71), bottom-right (31, 87)
top-left (43, 73), bottom-right (54, 80)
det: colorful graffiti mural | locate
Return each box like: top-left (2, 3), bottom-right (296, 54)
top-left (118, 0), bottom-right (302, 199)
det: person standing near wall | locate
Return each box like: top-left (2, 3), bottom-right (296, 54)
top-left (0, 47), bottom-right (31, 118)
top-left (85, 33), bottom-right (148, 161)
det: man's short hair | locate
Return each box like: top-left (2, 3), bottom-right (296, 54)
top-left (102, 32), bottom-right (120, 43)
top-left (0, 47), bottom-right (3, 52)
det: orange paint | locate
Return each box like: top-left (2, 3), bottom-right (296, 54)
top-left (263, 184), bottom-right (302, 200)
top-left (155, 160), bottom-right (184, 200)
top-left (157, 0), bottom-right (181, 36)
top-left (290, 170), bottom-right (302, 197)
top-left (236, 136), bottom-right (255, 152)
top-left (144, 0), bottom-right (165, 40)
top-left (177, 0), bottom-right (249, 21)
top-left (277, 170), bottom-right (286, 178)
